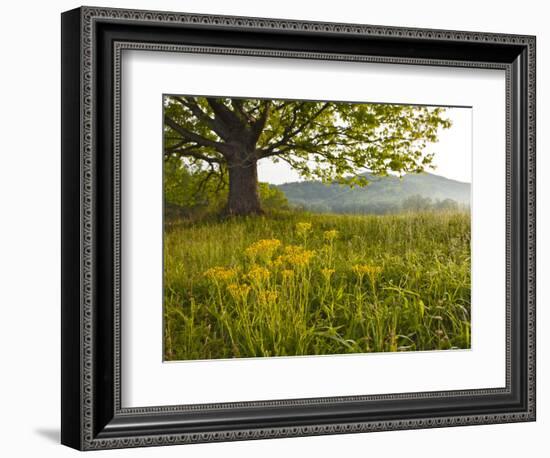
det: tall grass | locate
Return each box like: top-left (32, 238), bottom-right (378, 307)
top-left (164, 210), bottom-right (470, 360)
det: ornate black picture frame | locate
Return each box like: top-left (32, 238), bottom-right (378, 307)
top-left (61, 6), bottom-right (536, 450)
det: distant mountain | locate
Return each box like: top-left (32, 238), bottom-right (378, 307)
top-left (275, 172), bottom-right (470, 214)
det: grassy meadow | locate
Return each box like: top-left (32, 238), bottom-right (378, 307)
top-left (163, 210), bottom-right (471, 360)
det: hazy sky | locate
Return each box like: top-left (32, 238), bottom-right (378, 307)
top-left (257, 106), bottom-right (472, 185)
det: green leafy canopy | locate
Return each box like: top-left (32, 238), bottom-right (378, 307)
top-left (164, 96), bottom-right (452, 187)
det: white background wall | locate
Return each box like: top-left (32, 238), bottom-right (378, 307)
top-left (0, 0), bottom-right (546, 456)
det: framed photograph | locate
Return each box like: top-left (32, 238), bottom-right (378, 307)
top-left (61, 6), bottom-right (536, 450)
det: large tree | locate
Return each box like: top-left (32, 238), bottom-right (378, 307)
top-left (164, 96), bottom-right (450, 216)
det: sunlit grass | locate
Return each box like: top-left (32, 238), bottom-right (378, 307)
top-left (163, 210), bottom-right (471, 360)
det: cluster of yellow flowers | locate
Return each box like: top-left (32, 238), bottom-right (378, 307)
top-left (275, 245), bottom-right (316, 268)
top-left (323, 230), bottom-right (339, 242)
top-left (320, 268), bottom-right (335, 281)
top-left (281, 269), bottom-right (295, 280)
top-left (244, 239), bottom-right (281, 261)
top-left (226, 283), bottom-right (251, 301)
top-left (296, 222), bottom-right (312, 238)
top-left (352, 264), bottom-right (383, 277)
top-left (203, 266), bottom-right (238, 282)
top-left (203, 224), bottom-right (386, 311)
top-left (246, 265), bottom-right (271, 283)
top-left (257, 290), bottom-right (278, 304)
top-left (203, 221), bottom-right (385, 295)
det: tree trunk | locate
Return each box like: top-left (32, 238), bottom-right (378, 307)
top-left (226, 160), bottom-right (263, 216)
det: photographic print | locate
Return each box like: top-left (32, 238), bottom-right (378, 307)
top-left (61, 9), bottom-right (536, 448)
top-left (162, 95), bottom-right (472, 361)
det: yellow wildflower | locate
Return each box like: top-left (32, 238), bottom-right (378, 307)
top-left (258, 290), bottom-right (279, 304)
top-left (321, 268), bottom-right (335, 281)
top-left (245, 239), bottom-right (281, 261)
top-left (203, 266), bottom-right (238, 282)
top-left (323, 230), bottom-right (339, 242)
top-left (246, 265), bottom-right (271, 283)
top-left (282, 245), bottom-right (315, 267)
top-left (281, 269), bottom-right (294, 280)
top-left (227, 283), bottom-right (251, 301)
top-left (296, 222), bottom-right (312, 238)
top-left (352, 264), bottom-right (382, 278)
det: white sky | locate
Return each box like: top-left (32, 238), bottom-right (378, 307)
top-left (258, 107), bottom-right (472, 185)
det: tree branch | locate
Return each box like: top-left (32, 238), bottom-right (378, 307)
top-left (164, 115), bottom-right (225, 150)
top-left (250, 101), bottom-right (271, 145)
top-left (166, 145), bottom-right (222, 165)
top-left (173, 96), bottom-right (229, 140)
top-left (258, 102), bottom-right (330, 156)
top-left (230, 99), bottom-right (251, 123)
top-left (205, 98), bottom-right (243, 129)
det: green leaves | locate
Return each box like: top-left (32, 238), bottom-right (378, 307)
top-left (164, 95), bottom-right (451, 187)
